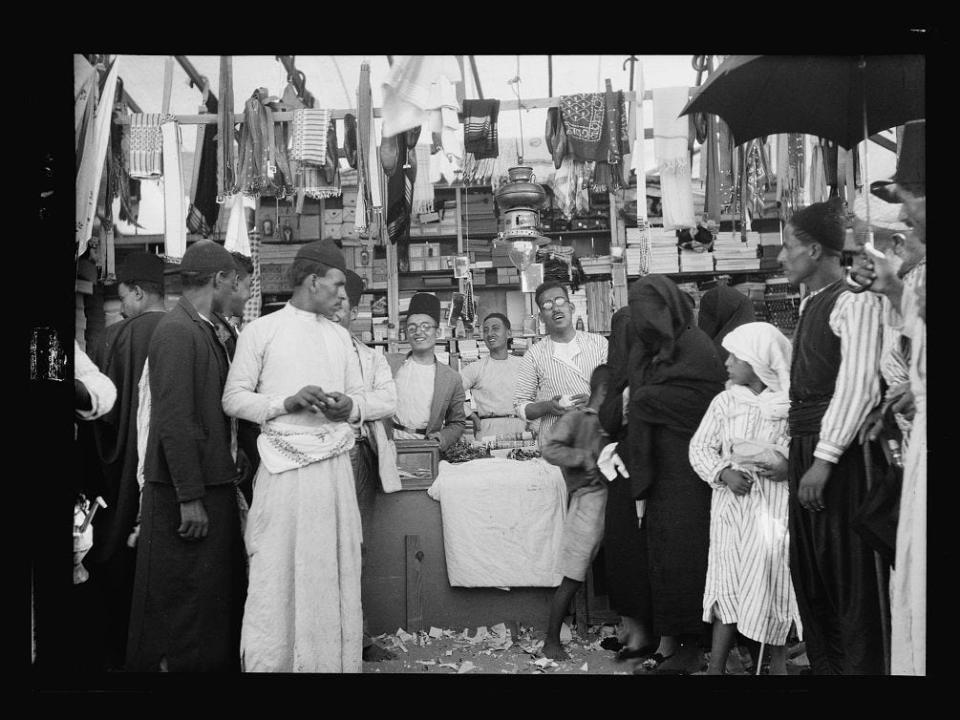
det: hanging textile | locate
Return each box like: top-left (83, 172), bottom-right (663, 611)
top-left (652, 87), bottom-right (696, 230)
top-left (244, 231), bottom-right (262, 325)
top-left (702, 114), bottom-right (721, 222)
top-left (381, 56), bottom-right (462, 139)
top-left (187, 97), bottom-right (220, 237)
top-left (429, 75), bottom-right (463, 183)
top-left (161, 120), bottom-right (187, 261)
top-left (412, 144), bottom-right (434, 214)
top-left (75, 55), bottom-right (99, 160)
top-left (593, 90), bottom-right (630, 193)
top-left (217, 57), bottom-right (236, 199)
top-left (290, 108), bottom-right (332, 166)
top-left (461, 99), bottom-right (500, 160)
top-left (107, 79), bottom-right (141, 232)
top-left (357, 62), bottom-right (382, 212)
top-left (550, 156), bottom-right (594, 220)
top-left (76, 58), bottom-right (120, 258)
top-left (224, 193), bottom-right (256, 256)
top-left (559, 93), bottom-right (605, 162)
top-left (234, 88), bottom-right (293, 197)
top-left (127, 114), bottom-right (164, 178)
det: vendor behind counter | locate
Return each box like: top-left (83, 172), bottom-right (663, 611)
top-left (461, 313), bottom-right (527, 440)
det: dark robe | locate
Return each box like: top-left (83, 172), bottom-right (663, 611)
top-left (787, 280), bottom-right (884, 675)
top-left (626, 276), bottom-right (726, 637)
top-left (697, 285), bottom-right (756, 362)
top-left (599, 307), bottom-right (653, 621)
top-left (85, 311), bottom-right (164, 669)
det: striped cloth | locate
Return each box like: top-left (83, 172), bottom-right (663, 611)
top-left (802, 289), bottom-right (883, 464)
top-left (243, 231), bottom-right (262, 326)
top-left (461, 99), bottom-right (500, 159)
top-left (128, 113), bottom-right (164, 178)
top-left (689, 390), bottom-right (802, 645)
top-left (513, 331), bottom-right (608, 447)
top-left (161, 121), bottom-right (187, 260)
top-left (290, 109), bottom-right (331, 166)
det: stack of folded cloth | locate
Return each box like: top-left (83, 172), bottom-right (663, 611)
top-left (648, 226), bottom-right (680, 274)
top-left (712, 231), bottom-right (760, 271)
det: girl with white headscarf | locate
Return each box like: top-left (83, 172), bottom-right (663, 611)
top-left (688, 322), bottom-right (803, 675)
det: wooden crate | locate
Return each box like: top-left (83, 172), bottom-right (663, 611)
top-left (395, 439), bottom-right (440, 490)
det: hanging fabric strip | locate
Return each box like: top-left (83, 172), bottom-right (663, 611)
top-left (290, 108), bottom-right (331, 166)
top-left (652, 87), bottom-right (696, 230)
top-left (243, 231), bottom-right (262, 326)
top-left (127, 113), bottom-right (164, 178)
top-left (224, 193), bottom-right (255, 256)
top-left (76, 58), bottom-right (120, 258)
top-left (161, 120), bottom-right (187, 260)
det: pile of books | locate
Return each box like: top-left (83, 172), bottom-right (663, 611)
top-left (713, 231), bottom-right (761, 271)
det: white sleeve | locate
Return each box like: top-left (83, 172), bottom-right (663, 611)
top-left (74, 341), bottom-right (117, 420)
top-left (222, 323), bottom-right (287, 424)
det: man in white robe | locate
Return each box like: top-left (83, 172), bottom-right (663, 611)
top-left (223, 239), bottom-right (366, 673)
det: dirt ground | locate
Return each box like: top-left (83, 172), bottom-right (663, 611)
top-left (362, 622), bottom-right (810, 675)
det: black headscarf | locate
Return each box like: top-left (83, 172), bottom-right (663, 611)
top-left (626, 275), bottom-right (726, 499)
top-left (697, 285), bottom-right (756, 361)
top-left (598, 306), bottom-right (637, 439)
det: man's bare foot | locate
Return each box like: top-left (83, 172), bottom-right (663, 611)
top-left (541, 642), bottom-right (570, 661)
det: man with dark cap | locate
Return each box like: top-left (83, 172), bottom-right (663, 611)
top-left (212, 251), bottom-right (259, 505)
top-left (328, 269), bottom-right (398, 662)
top-left (82, 251), bottom-right (167, 670)
top-left (223, 239), bottom-right (368, 672)
top-left (385, 292), bottom-right (465, 452)
top-left (126, 240), bottom-right (246, 673)
top-left (777, 200), bottom-right (885, 675)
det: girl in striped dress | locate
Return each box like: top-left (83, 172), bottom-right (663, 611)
top-left (688, 322), bottom-right (802, 675)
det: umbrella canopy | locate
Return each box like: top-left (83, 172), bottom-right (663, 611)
top-left (680, 55), bottom-right (925, 150)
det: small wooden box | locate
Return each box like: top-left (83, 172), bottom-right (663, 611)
top-left (395, 439), bottom-right (440, 489)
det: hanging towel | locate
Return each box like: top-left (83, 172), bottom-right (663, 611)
top-left (412, 144), bottom-right (434, 214)
top-left (381, 55), bottom-right (462, 139)
top-left (290, 108), bottom-right (331, 166)
top-left (461, 99), bottom-right (500, 159)
top-left (652, 87), bottom-right (696, 230)
top-left (224, 193), bottom-right (256, 256)
top-left (127, 114), bottom-right (164, 178)
top-left (76, 58), bottom-right (120, 258)
top-left (161, 120), bottom-right (187, 260)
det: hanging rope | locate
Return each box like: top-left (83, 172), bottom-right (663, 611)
top-left (507, 56), bottom-right (525, 165)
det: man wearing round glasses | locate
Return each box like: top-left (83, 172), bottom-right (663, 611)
top-left (513, 281), bottom-right (608, 447)
top-left (386, 292), bottom-right (466, 452)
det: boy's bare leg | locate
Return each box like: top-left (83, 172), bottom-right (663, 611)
top-left (707, 619), bottom-right (737, 674)
top-left (542, 577), bottom-right (581, 661)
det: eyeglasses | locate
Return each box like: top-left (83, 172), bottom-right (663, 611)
top-left (539, 297), bottom-right (569, 311)
top-left (406, 322), bottom-right (437, 336)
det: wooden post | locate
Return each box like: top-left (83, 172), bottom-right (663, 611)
top-left (161, 57), bottom-right (174, 116)
top-left (405, 535), bottom-right (423, 634)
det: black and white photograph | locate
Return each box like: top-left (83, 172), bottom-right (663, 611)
top-left (33, 49), bottom-right (929, 685)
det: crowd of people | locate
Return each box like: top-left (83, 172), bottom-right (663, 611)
top-left (71, 173), bottom-right (925, 674)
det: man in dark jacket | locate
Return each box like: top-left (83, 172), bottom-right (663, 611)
top-left (126, 240), bottom-right (246, 672)
top-left (84, 252), bottom-right (166, 670)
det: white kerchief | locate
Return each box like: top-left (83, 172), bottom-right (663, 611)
top-left (722, 322), bottom-right (793, 420)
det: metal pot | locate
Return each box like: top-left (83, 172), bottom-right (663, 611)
top-left (495, 181), bottom-right (546, 211)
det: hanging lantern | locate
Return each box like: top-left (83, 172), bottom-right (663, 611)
top-left (494, 166), bottom-right (550, 275)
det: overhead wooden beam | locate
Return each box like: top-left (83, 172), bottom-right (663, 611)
top-left (175, 55), bottom-right (218, 112)
top-left (468, 55), bottom-right (483, 100)
top-left (869, 133), bottom-right (897, 153)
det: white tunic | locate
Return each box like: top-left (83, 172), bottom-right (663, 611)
top-left (222, 302), bottom-right (364, 673)
top-left (393, 358), bottom-right (436, 439)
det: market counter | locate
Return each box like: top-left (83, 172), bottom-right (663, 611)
top-left (361, 458), bottom-right (564, 635)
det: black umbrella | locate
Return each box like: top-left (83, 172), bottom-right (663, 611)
top-left (680, 55), bottom-right (925, 150)
top-left (681, 54), bottom-right (924, 231)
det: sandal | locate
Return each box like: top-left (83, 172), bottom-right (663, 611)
top-left (634, 652), bottom-right (673, 673)
top-left (616, 644), bottom-right (659, 662)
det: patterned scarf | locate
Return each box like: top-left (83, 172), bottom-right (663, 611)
top-left (290, 111), bottom-right (341, 200)
top-left (461, 99), bottom-right (500, 159)
top-left (127, 113), bottom-right (164, 178)
top-left (243, 231), bottom-right (262, 325)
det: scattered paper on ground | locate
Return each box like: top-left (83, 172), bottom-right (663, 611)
top-left (458, 661), bottom-right (476, 674)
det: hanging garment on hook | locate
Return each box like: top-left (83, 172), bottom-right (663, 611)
top-left (161, 120), bottom-right (187, 260)
top-left (236, 89), bottom-right (294, 197)
top-left (461, 99), bottom-right (501, 160)
top-left (127, 114), bottom-right (164, 178)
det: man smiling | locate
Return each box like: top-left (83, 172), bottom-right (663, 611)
top-left (513, 281), bottom-right (608, 447)
top-left (460, 312), bottom-right (527, 439)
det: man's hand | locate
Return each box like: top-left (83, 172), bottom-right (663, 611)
top-left (859, 407), bottom-right (885, 444)
top-left (426, 431), bottom-right (442, 444)
top-left (852, 252), bottom-right (903, 300)
top-left (178, 499), bottom-right (209, 540)
top-left (720, 468), bottom-right (753, 496)
top-left (284, 385), bottom-right (328, 414)
top-left (470, 413), bottom-right (483, 433)
top-left (798, 459), bottom-right (832, 512)
top-left (319, 391), bottom-right (354, 422)
top-left (891, 389), bottom-right (916, 421)
top-left (568, 393), bottom-right (590, 408)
